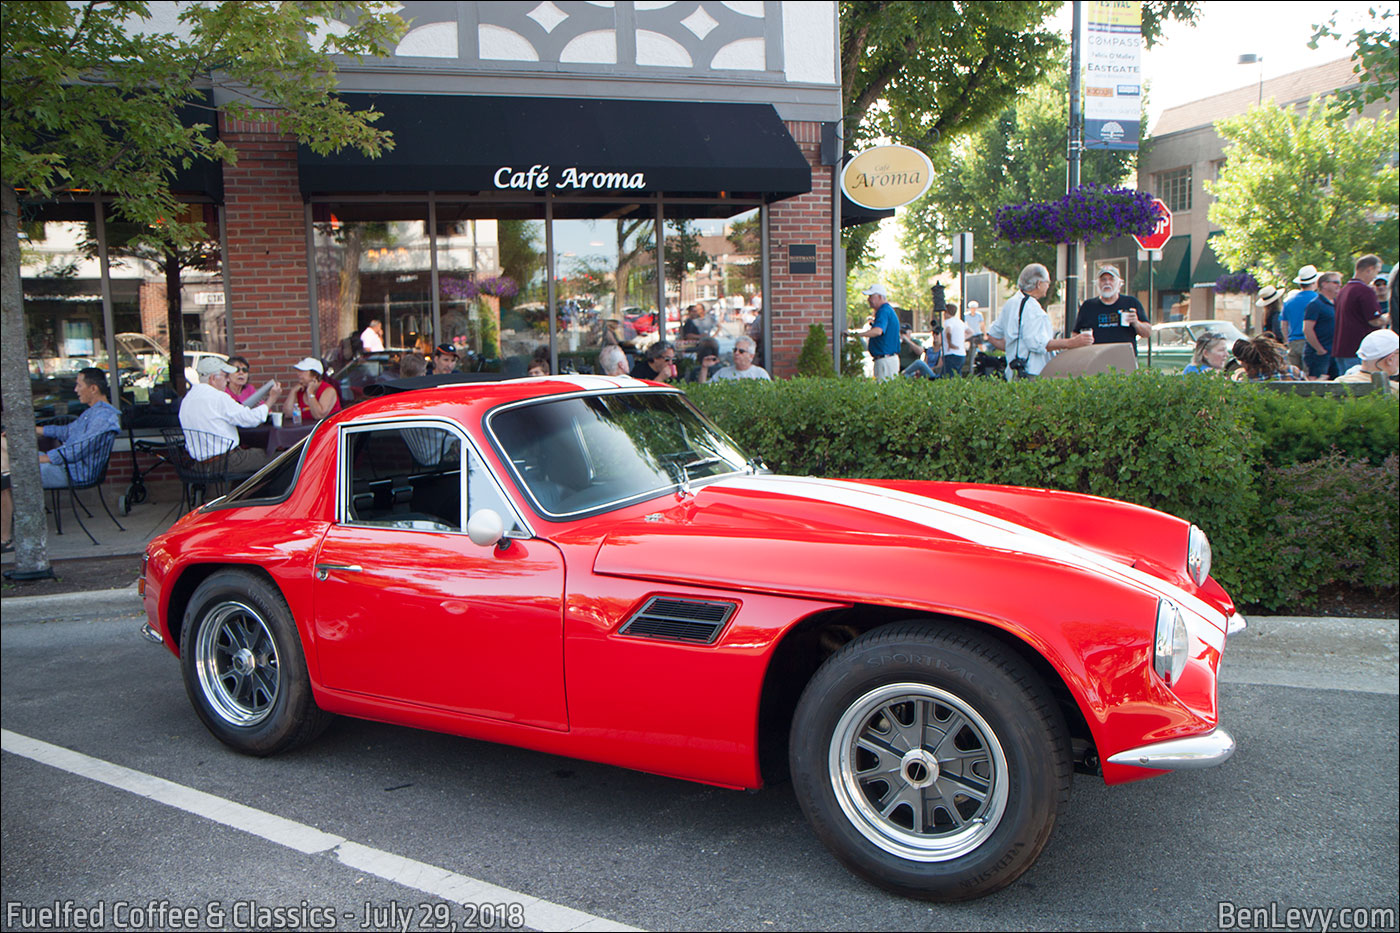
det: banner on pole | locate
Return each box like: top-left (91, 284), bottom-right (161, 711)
top-left (1084, 1), bottom-right (1141, 151)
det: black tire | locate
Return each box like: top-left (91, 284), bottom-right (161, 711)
top-left (789, 622), bottom-right (1070, 901)
top-left (180, 569), bottom-right (332, 756)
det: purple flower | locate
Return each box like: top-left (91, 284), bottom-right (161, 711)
top-left (995, 186), bottom-right (1159, 245)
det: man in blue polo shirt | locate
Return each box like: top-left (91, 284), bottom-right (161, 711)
top-left (1280, 264), bottom-right (1319, 371)
top-left (856, 283), bottom-right (901, 381)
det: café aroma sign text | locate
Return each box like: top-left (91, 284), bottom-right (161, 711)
top-left (840, 145), bottom-right (934, 210)
top-left (494, 164), bottom-right (647, 192)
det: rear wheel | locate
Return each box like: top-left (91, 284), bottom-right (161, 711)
top-left (790, 623), bottom-right (1069, 900)
top-left (180, 570), bottom-right (331, 755)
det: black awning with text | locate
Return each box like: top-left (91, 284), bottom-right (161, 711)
top-left (298, 94), bottom-right (812, 202)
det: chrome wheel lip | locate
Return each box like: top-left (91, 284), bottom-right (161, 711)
top-left (829, 681), bottom-right (1009, 863)
top-left (194, 600), bottom-right (280, 727)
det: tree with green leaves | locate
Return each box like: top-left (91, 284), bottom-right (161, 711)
top-left (897, 64), bottom-right (1138, 299)
top-left (1311, 6), bottom-right (1398, 116)
top-left (1206, 98), bottom-right (1398, 286)
top-left (840, 1), bottom-right (1199, 267)
top-left (2, 0), bottom-right (404, 576)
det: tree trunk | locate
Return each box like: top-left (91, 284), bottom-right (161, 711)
top-left (165, 248), bottom-right (187, 394)
top-left (0, 182), bottom-right (51, 573)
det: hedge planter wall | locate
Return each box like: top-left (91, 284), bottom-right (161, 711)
top-left (686, 374), bottom-right (1398, 612)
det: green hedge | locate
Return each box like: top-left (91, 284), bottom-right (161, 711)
top-left (687, 373), bottom-right (1398, 611)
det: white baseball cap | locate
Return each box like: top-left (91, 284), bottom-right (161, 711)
top-left (195, 357), bottom-right (236, 376)
top-left (1357, 329), bottom-right (1399, 362)
top-left (862, 284), bottom-right (889, 298)
top-left (293, 357), bottom-right (325, 375)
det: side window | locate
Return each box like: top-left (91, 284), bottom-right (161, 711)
top-left (343, 423), bottom-right (526, 537)
top-left (345, 426), bottom-right (463, 532)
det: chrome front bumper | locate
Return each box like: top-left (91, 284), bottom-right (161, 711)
top-left (1107, 729), bottom-right (1236, 770)
top-left (139, 623), bottom-right (164, 645)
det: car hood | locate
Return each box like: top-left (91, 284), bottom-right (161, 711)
top-left (591, 474), bottom-right (1230, 633)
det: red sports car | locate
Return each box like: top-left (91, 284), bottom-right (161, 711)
top-left (140, 377), bottom-right (1241, 900)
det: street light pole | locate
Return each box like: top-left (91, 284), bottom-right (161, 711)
top-left (1066, 0), bottom-right (1084, 330)
top-left (1238, 53), bottom-right (1264, 106)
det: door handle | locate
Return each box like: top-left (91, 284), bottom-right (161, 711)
top-left (315, 563), bottom-right (363, 581)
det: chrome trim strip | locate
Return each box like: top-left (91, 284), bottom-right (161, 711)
top-left (335, 415), bottom-right (535, 540)
top-left (1107, 729), bottom-right (1235, 770)
top-left (139, 623), bottom-right (164, 646)
top-left (1226, 612), bottom-right (1247, 637)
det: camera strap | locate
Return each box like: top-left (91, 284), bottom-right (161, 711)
top-left (1013, 293), bottom-right (1032, 377)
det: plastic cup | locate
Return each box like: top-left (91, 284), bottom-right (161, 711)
top-left (270, 412), bottom-right (283, 427)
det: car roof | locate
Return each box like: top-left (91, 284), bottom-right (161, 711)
top-left (324, 374), bottom-right (673, 425)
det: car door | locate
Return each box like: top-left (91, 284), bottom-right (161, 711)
top-left (312, 418), bottom-right (567, 730)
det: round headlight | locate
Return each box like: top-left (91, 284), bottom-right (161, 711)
top-left (1187, 524), bottom-right (1212, 586)
top-left (1154, 599), bottom-right (1189, 686)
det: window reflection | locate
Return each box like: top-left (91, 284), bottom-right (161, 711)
top-left (313, 204), bottom-right (431, 374)
top-left (21, 203), bottom-right (225, 416)
top-left (553, 211), bottom-right (656, 375)
top-left (664, 208), bottom-right (763, 372)
top-left (436, 205), bottom-right (547, 377)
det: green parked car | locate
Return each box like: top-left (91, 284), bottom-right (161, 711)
top-left (1147, 320), bottom-right (1248, 371)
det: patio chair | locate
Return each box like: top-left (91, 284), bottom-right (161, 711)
top-left (43, 430), bottom-right (124, 546)
top-left (162, 427), bottom-right (237, 513)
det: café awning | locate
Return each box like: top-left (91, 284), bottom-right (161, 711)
top-left (298, 94), bottom-right (812, 202)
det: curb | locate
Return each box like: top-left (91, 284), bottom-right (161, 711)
top-left (1, 585), bottom-right (142, 624)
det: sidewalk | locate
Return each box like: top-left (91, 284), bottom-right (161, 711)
top-left (2, 483), bottom-right (181, 565)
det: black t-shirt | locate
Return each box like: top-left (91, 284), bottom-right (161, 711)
top-left (1074, 295), bottom-right (1147, 344)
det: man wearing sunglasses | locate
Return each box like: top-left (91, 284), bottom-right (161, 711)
top-left (630, 341), bottom-right (678, 382)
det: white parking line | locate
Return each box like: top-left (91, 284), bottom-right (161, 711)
top-left (1, 729), bottom-right (642, 933)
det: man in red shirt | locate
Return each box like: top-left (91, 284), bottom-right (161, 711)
top-left (1332, 254), bottom-right (1387, 373)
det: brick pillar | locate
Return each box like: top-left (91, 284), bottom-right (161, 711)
top-left (768, 121), bottom-right (835, 377)
top-left (220, 112), bottom-right (314, 384)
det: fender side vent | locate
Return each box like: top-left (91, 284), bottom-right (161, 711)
top-left (620, 597), bottom-right (737, 644)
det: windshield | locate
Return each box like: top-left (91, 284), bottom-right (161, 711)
top-left (489, 391), bottom-right (751, 518)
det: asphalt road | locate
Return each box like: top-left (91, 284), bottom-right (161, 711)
top-left (2, 601), bottom-right (1396, 932)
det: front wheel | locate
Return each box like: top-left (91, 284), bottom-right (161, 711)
top-left (789, 623), bottom-right (1069, 900)
top-left (180, 570), bottom-right (332, 756)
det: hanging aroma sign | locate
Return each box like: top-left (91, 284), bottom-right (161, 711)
top-left (841, 145), bottom-right (934, 210)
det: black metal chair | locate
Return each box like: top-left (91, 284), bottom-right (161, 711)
top-left (43, 430), bottom-right (124, 545)
top-left (162, 427), bottom-right (229, 513)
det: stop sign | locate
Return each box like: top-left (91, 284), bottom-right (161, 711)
top-left (1134, 198), bottom-right (1173, 251)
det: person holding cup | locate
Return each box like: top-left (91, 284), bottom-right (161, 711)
top-left (283, 357), bottom-right (342, 422)
top-left (1072, 265), bottom-right (1151, 351)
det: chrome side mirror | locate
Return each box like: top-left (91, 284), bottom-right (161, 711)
top-left (467, 509), bottom-right (508, 549)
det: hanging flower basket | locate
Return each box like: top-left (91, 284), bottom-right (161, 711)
top-left (1214, 271), bottom-right (1259, 294)
top-left (993, 185), bottom-right (1159, 245)
top-left (440, 276), bottom-right (479, 301)
top-left (476, 275), bottom-right (519, 299)
top-left (440, 274), bottom-right (519, 301)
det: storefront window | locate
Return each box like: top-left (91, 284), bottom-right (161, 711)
top-left (313, 203), bottom-right (431, 370)
top-left (664, 207), bottom-right (763, 371)
top-left (21, 203), bottom-right (221, 415)
top-left (435, 204), bottom-right (547, 375)
top-left (552, 209), bottom-right (656, 375)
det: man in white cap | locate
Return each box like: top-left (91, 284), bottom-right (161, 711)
top-left (179, 357), bottom-right (282, 473)
top-left (1335, 329), bottom-right (1398, 394)
top-left (1072, 265), bottom-right (1149, 349)
top-left (1281, 264), bottom-right (1320, 370)
top-left (964, 299), bottom-right (985, 362)
top-left (855, 284), bottom-right (901, 381)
